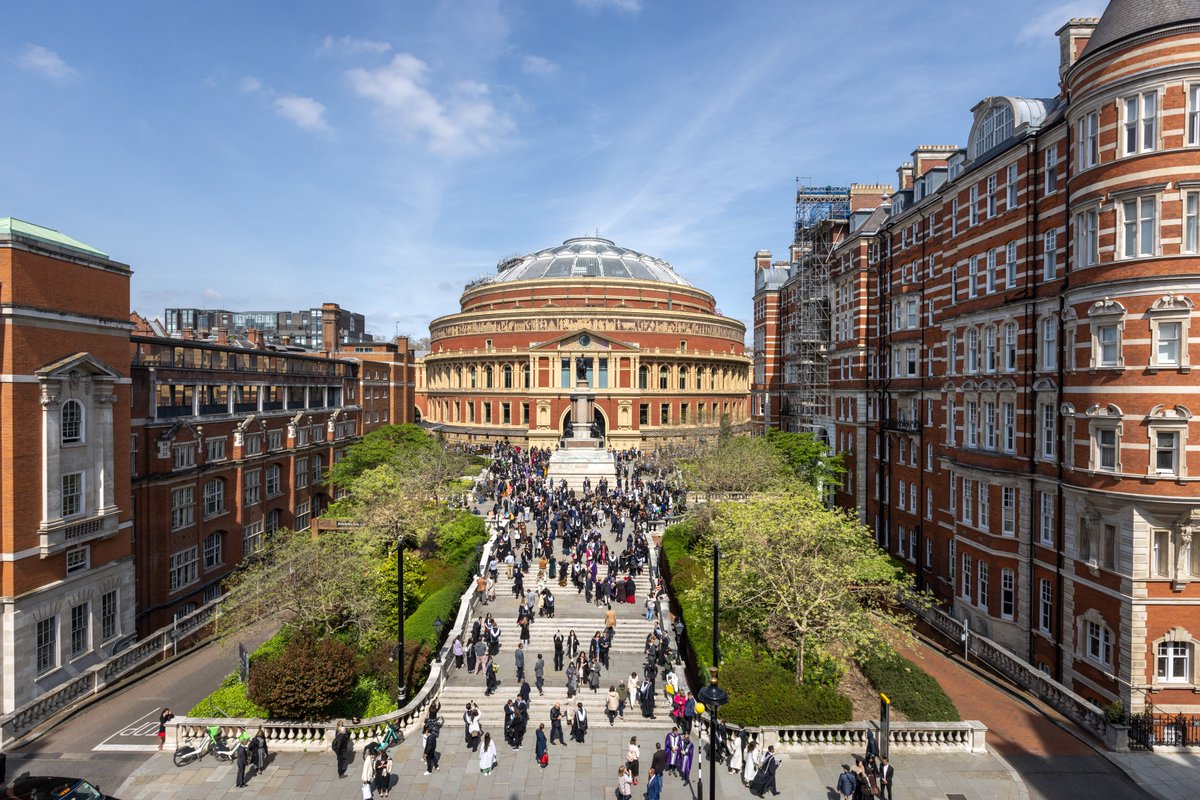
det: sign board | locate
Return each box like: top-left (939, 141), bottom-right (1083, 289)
top-left (314, 518), bottom-right (367, 531)
top-left (238, 642), bottom-right (250, 684)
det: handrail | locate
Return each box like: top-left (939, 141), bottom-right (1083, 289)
top-left (0, 594), bottom-right (226, 748)
top-left (167, 470), bottom-right (496, 751)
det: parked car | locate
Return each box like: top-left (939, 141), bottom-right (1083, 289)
top-left (6, 776), bottom-right (119, 800)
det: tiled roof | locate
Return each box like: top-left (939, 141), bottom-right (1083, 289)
top-left (1080, 0), bottom-right (1200, 60)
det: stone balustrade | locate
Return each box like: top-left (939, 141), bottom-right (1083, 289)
top-left (0, 597), bottom-right (223, 748)
top-left (695, 717), bottom-right (987, 755)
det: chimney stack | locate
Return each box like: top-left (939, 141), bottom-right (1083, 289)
top-left (896, 163), bottom-right (915, 190)
top-left (215, 327), bottom-right (229, 345)
top-left (1056, 18), bottom-right (1099, 83)
top-left (246, 327), bottom-right (265, 349)
top-left (321, 302), bottom-right (340, 355)
top-left (754, 250), bottom-right (773, 270)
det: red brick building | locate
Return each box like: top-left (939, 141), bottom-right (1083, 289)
top-left (418, 237), bottom-right (751, 449)
top-left (754, 2), bottom-right (1200, 713)
top-left (0, 219), bottom-right (136, 714)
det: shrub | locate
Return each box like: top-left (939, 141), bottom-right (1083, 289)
top-left (248, 634), bottom-right (358, 720)
top-left (718, 657), bottom-right (851, 725)
top-left (858, 647), bottom-right (959, 722)
top-left (189, 673), bottom-right (269, 718)
top-left (251, 630), bottom-right (291, 664)
top-left (405, 582), bottom-right (462, 649)
top-left (437, 512), bottom-right (487, 566)
top-left (329, 674), bottom-right (397, 719)
top-left (420, 559), bottom-right (458, 597)
top-left (361, 639), bottom-right (433, 700)
top-left (1103, 700), bottom-right (1126, 725)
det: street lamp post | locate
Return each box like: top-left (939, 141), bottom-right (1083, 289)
top-left (396, 531), bottom-right (406, 708)
top-left (696, 541), bottom-right (727, 800)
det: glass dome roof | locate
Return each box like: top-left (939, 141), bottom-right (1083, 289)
top-left (485, 237), bottom-right (692, 287)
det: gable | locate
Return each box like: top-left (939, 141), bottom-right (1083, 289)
top-left (529, 328), bottom-right (639, 353)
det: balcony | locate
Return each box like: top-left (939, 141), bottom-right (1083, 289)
top-left (882, 417), bottom-right (921, 433)
top-left (39, 509), bottom-right (120, 557)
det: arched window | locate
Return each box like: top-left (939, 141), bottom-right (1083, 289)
top-left (638, 365), bottom-right (649, 390)
top-left (966, 328), bottom-right (979, 374)
top-left (203, 531), bottom-right (224, 569)
top-left (679, 366), bottom-right (688, 390)
top-left (521, 366), bottom-right (530, 389)
top-left (469, 366), bottom-right (477, 388)
top-left (265, 509), bottom-right (281, 537)
top-left (61, 400), bottom-right (83, 445)
top-left (485, 366), bottom-right (494, 388)
top-left (984, 325), bottom-right (997, 373)
top-left (658, 366), bottom-right (669, 390)
top-left (503, 364), bottom-right (513, 389)
top-left (696, 367), bottom-right (706, 391)
top-left (972, 103), bottom-right (1014, 157)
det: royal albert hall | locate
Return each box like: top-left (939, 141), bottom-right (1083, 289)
top-left (416, 237), bottom-right (751, 449)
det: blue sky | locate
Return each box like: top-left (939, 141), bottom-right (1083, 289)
top-left (1, 0), bottom-right (1106, 341)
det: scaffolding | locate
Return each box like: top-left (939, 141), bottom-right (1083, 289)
top-left (788, 184), bottom-right (850, 433)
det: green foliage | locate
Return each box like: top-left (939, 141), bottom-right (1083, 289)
top-left (328, 674), bottom-right (397, 720)
top-left (764, 428), bottom-right (846, 489)
top-left (189, 673), bottom-right (269, 718)
top-left (682, 436), bottom-right (789, 496)
top-left (859, 646), bottom-right (959, 722)
top-left (360, 639), bottom-right (433, 700)
top-left (251, 630), bottom-right (291, 664)
top-left (435, 512), bottom-right (487, 567)
top-left (405, 582), bottom-right (462, 648)
top-left (326, 423), bottom-right (438, 486)
top-left (1103, 700), bottom-right (1126, 725)
top-left (718, 658), bottom-right (851, 726)
top-left (248, 634), bottom-right (359, 720)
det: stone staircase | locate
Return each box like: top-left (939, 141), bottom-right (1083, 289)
top-left (545, 448), bottom-right (618, 494)
top-left (439, 543), bottom-right (668, 734)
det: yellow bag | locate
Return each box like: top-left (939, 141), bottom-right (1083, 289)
top-left (665, 683), bottom-right (674, 695)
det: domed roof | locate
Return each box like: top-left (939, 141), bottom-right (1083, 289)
top-left (1080, 0), bottom-right (1200, 61)
top-left (485, 237), bottom-right (692, 287)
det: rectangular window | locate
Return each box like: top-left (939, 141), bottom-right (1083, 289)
top-left (1097, 428), bottom-right (1118, 471)
top-left (295, 457), bottom-right (309, 489)
top-left (61, 472), bottom-right (84, 518)
top-left (243, 470), bottom-right (261, 506)
top-left (1043, 229), bottom-right (1057, 280)
top-left (1075, 209), bottom-right (1098, 266)
top-left (1103, 523), bottom-right (1118, 570)
top-left (978, 561), bottom-right (989, 609)
top-left (1189, 84), bottom-right (1200, 146)
top-left (1005, 241), bottom-right (1016, 287)
top-left (926, 487), bottom-right (933, 520)
top-left (660, 404), bottom-right (669, 425)
top-left (978, 482), bottom-right (989, 530)
top-left (966, 401), bottom-right (978, 448)
top-left (1040, 493), bottom-right (1055, 546)
top-left (1086, 620), bottom-right (1112, 666)
top-left (951, 198), bottom-right (959, 236)
top-left (207, 437), bottom-right (226, 462)
top-left (968, 256), bottom-right (978, 298)
top-left (1002, 402), bottom-right (1016, 453)
top-left (1155, 430), bottom-right (1180, 475)
top-left (1039, 579), bottom-right (1053, 633)
top-left (961, 554), bottom-right (972, 600)
top-left (203, 480), bottom-right (224, 517)
top-left (1044, 144), bottom-right (1058, 195)
top-left (962, 478), bottom-right (973, 523)
top-left (1097, 324), bottom-right (1120, 366)
top-left (1006, 163), bottom-right (1018, 209)
top-left (204, 532), bottom-right (222, 569)
top-left (969, 185), bottom-right (979, 226)
top-left (268, 429), bottom-right (283, 450)
top-left (1185, 191), bottom-right (1199, 254)
top-left (1080, 109), bottom-right (1099, 169)
top-left (1001, 569), bottom-right (1015, 620)
top-left (70, 602), bottom-right (90, 657)
top-left (1122, 195), bottom-right (1157, 258)
top-left (1157, 642), bottom-right (1190, 682)
top-left (987, 175), bottom-right (998, 218)
top-left (169, 547), bottom-right (199, 592)
top-left (1123, 91), bottom-right (1157, 155)
top-left (521, 402), bottom-right (530, 424)
top-left (244, 433), bottom-right (262, 456)
top-left (243, 520), bottom-right (264, 555)
top-left (1041, 318), bottom-right (1057, 371)
top-left (1157, 321), bottom-right (1182, 366)
top-left (639, 403), bottom-right (649, 425)
top-left (66, 546), bottom-right (89, 575)
top-left (1153, 529), bottom-right (1173, 576)
top-left (173, 443), bottom-right (196, 470)
top-left (171, 486), bottom-right (194, 530)
top-left (101, 590), bottom-right (118, 641)
top-left (949, 473), bottom-right (957, 515)
top-left (985, 249), bottom-right (997, 294)
top-left (1040, 404), bottom-right (1056, 460)
top-left (1002, 487), bottom-right (1016, 536)
top-left (295, 500), bottom-right (312, 532)
top-left (984, 401), bottom-right (997, 450)
top-left (36, 616), bottom-right (57, 675)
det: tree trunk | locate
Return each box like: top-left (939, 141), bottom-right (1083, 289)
top-left (795, 636), bottom-right (805, 686)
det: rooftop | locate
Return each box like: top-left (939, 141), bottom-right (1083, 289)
top-left (481, 237), bottom-right (692, 287)
top-left (0, 217), bottom-right (109, 258)
top-left (1079, 0), bottom-right (1200, 61)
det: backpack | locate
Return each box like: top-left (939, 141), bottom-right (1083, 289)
top-left (540, 752), bottom-right (549, 767)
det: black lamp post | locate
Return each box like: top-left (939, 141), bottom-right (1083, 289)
top-left (389, 531), bottom-right (406, 708)
top-left (696, 541), bottom-right (727, 800)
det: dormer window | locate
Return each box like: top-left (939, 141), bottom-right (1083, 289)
top-left (61, 400), bottom-right (83, 445)
top-left (973, 104), bottom-right (1014, 156)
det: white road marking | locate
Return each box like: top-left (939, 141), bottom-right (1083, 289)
top-left (92, 744), bottom-right (161, 752)
top-left (93, 708), bottom-right (161, 752)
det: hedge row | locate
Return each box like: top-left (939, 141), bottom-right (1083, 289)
top-left (188, 672), bottom-right (268, 718)
top-left (719, 657), bottom-right (851, 726)
top-left (859, 646), bottom-right (960, 722)
top-left (405, 582), bottom-right (463, 649)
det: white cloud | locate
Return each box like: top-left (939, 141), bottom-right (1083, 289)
top-left (202, 288), bottom-right (223, 300)
top-left (318, 35), bottom-right (391, 57)
top-left (1016, 1), bottom-right (1106, 45)
top-left (15, 44), bottom-right (75, 80)
top-left (574, 0), bottom-right (641, 12)
top-left (521, 54), bottom-right (558, 76)
top-left (274, 95), bottom-right (332, 133)
top-left (347, 53), bottom-right (514, 156)
top-left (238, 76), bottom-right (263, 94)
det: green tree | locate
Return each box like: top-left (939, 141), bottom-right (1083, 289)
top-left (689, 486), bottom-right (923, 684)
top-left (248, 633), bottom-right (358, 719)
top-left (764, 428), bottom-right (845, 489)
top-left (681, 435), bottom-right (788, 498)
top-left (325, 423), bottom-right (440, 486)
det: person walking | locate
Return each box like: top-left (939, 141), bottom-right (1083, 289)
top-left (571, 702), bottom-right (589, 743)
top-left (625, 736), bottom-right (640, 786)
top-left (359, 744), bottom-right (375, 797)
top-left (550, 703), bottom-right (566, 746)
top-left (865, 730), bottom-right (879, 774)
top-left (452, 637), bottom-right (465, 669)
top-left (878, 757), bottom-right (895, 800)
top-left (332, 722), bottom-right (354, 778)
top-left (678, 734), bottom-right (695, 784)
top-left (233, 732), bottom-right (249, 788)
top-left (749, 745), bottom-right (780, 797)
top-left (727, 725), bottom-right (745, 776)
top-left (836, 764), bottom-right (857, 800)
top-left (372, 747), bottom-right (392, 798)
top-left (534, 653), bottom-right (546, 695)
top-left (742, 740), bottom-right (760, 787)
top-left (534, 723), bottom-right (548, 768)
top-left (645, 767), bottom-right (664, 800)
top-left (606, 685), bottom-right (620, 725)
top-left (156, 708), bottom-right (174, 752)
top-left (616, 679), bottom-right (629, 719)
top-left (616, 765), bottom-right (633, 800)
top-left (479, 732), bottom-right (498, 775)
top-left (553, 631), bottom-right (564, 671)
top-left (515, 642), bottom-right (526, 682)
top-left (249, 729), bottom-right (268, 775)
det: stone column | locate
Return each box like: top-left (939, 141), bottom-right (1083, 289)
top-left (40, 382), bottom-right (62, 524)
top-left (95, 383), bottom-right (118, 514)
